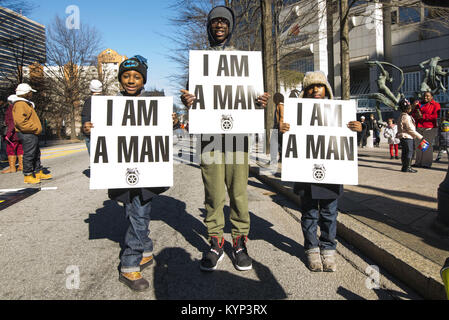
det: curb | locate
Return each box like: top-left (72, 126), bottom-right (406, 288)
top-left (249, 166), bottom-right (446, 300)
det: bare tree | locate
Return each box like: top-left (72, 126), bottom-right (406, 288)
top-left (167, 0), bottom-right (265, 89)
top-left (45, 15), bottom-right (102, 139)
top-left (0, 0), bottom-right (35, 18)
top-left (340, 0), bottom-right (350, 100)
top-left (260, 0), bottom-right (276, 151)
top-left (166, 0), bottom-right (221, 90)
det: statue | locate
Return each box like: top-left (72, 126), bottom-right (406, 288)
top-left (366, 60), bottom-right (405, 125)
top-left (419, 56), bottom-right (447, 97)
top-left (366, 60), bottom-right (404, 111)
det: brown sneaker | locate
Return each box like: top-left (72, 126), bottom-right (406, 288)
top-left (119, 272), bottom-right (149, 292)
top-left (321, 250), bottom-right (337, 272)
top-left (305, 248), bottom-right (323, 272)
top-left (139, 255), bottom-right (154, 271)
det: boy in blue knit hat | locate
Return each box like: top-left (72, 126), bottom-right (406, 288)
top-left (86, 55), bottom-right (168, 292)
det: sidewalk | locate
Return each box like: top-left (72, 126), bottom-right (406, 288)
top-left (250, 144), bottom-right (449, 300)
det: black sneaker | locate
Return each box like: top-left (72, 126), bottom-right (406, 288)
top-left (232, 236), bottom-right (252, 271)
top-left (200, 236), bottom-right (224, 271)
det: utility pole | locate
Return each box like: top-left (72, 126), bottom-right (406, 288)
top-left (339, 0), bottom-right (350, 100)
top-left (260, 0), bottom-right (275, 153)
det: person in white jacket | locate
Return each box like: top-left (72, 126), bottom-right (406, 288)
top-left (383, 118), bottom-right (400, 159)
top-left (396, 99), bottom-right (425, 173)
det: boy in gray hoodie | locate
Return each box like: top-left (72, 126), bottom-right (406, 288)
top-left (181, 6), bottom-right (269, 272)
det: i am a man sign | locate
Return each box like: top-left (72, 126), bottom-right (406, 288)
top-left (89, 96), bottom-right (173, 190)
top-left (188, 50), bottom-right (265, 134)
top-left (281, 98), bottom-right (358, 185)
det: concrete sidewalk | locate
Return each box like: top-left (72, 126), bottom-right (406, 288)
top-left (249, 144), bottom-right (449, 300)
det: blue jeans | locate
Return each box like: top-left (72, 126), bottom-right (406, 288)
top-left (300, 196), bottom-right (338, 251)
top-left (85, 136), bottom-right (90, 156)
top-left (120, 195), bottom-right (153, 273)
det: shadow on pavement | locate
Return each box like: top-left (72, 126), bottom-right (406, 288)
top-left (153, 247), bottom-right (287, 300)
top-left (340, 188), bottom-right (449, 265)
top-left (85, 195), bottom-right (289, 299)
top-left (336, 286), bottom-right (411, 300)
top-left (84, 200), bottom-right (128, 259)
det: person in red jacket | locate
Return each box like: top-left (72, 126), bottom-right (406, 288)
top-left (1, 97), bottom-right (23, 173)
top-left (413, 91), bottom-right (440, 168)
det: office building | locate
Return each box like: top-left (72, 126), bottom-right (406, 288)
top-left (0, 6), bottom-right (46, 88)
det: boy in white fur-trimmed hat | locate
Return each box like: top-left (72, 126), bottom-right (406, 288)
top-left (281, 71), bottom-right (361, 273)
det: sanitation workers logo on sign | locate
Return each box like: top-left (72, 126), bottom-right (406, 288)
top-left (312, 164), bottom-right (326, 181)
top-left (125, 168), bottom-right (140, 186)
top-left (221, 115), bottom-right (234, 131)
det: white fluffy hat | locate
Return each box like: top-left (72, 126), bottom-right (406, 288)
top-left (299, 71), bottom-right (334, 99)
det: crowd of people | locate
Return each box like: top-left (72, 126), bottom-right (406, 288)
top-left (0, 84), bottom-right (52, 183)
top-left (351, 91), bottom-right (446, 173)
top-left (357, 113), bottom-right (383, 148)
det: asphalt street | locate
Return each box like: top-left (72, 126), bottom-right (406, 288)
top-left (0, 140), bottom-right (422, 300)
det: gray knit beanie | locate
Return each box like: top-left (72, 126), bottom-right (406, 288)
top-left (207, 6), bottom-right (235, 47)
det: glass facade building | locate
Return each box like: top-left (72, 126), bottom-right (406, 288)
top-left (0, 6), bottom-right (46, 87)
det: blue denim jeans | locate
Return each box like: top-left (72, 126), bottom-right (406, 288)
top-left (120, 195), bottom-right (154, 273)
top-left (85, 136), bottom-right (90, 156)
top-left (300, 196), bottom-right (338, 251)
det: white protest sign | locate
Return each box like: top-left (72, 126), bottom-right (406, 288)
top-left (188, 50), bottom-right (265, 134)
top-left (281, 98), bottom-right (358, 185)
top-left (89, 96), bottom-right (173, 190)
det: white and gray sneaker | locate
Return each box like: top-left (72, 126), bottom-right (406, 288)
top-left (200, 236), bottom-right (225, 272)
top-left (305, 248), bottom-right (323, 272)
top-left (321, 249), bottom-right (337, 272)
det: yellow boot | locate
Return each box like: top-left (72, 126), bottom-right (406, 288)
top-left (35, 170), bottom-right (52, 180)
top-left (24, 174), bottom-right (40, 184)
top-left (17, 155), bottom-right (23, 172)
top-left (1, 156), bottom-right (16, 174)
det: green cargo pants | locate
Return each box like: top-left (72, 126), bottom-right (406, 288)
top-left (200, 134), bottom-right (250, 240)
